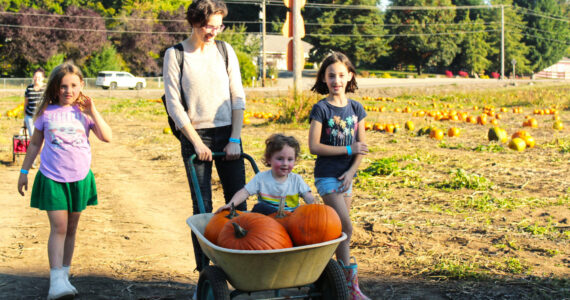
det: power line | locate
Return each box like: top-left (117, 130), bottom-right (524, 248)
top-left (507, 22), bottom-right (570, 37)
top-left (262, 1), bottom-right (503, 11)
top-left (0, 23), bottom-right (187, 34)
top-left (515, 7), bottom-right (570, 23)
top-left (305, 29), bottom-right (500, 38)
top-left (272, 21), bottom-right (500, 27)
top-left (0, 22), bottom-right (505, 38)
top-left (519, 32), bottom-right (570, 45)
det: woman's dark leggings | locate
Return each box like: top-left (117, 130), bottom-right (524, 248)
top-left (180, 125), bottom-right (246, 271)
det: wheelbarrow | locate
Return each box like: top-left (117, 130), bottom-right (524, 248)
top-left (185, 152), bottom-right (349, 299)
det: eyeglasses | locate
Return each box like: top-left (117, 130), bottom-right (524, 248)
top-left (202, 24), bottom-right (225, 32)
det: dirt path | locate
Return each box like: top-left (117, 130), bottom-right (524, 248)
top-left (0, 134), bottom-right (198, 299)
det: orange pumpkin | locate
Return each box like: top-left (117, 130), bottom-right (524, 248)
top-left (476, 115), bottom-right (487, 125)
top-left (217, 213), bottom-right (292, 250)
top-left (429, 128), bottom-right (444, 140)
top-left (204, 204), bottom-right (242, 243)
top-left (512, 130), bottom-right (530, 140)
top-left (447, 127), bottom-right (460, 137)
top-left (286, 204), bottom-right (342, 246)
top-left (522, 135), bottom-right (535, 148)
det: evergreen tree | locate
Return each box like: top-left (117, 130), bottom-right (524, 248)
top-left (82, 44), bottom-right (126, 77)
top-left (455, 14), bottom-right (492, 76)
top-left (304, 0), bottom-right (389, 67)
top-left (513, 0), bottom-right (569, 72)
top-left (485, 0), bottom-right (531, 76)
top-left (387, 0), bottom-right (460, 75)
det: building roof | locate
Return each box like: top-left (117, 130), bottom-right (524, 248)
top-left (261, 35), bottom-right (313, 54)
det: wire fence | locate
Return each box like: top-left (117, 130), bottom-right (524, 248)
top-left (0, 76), bottom-right (272, 93)
top-left (0, 77), bottom-right (165, 91)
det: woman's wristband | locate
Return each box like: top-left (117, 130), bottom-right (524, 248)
top-left (20, 169), bottom-right (29, 175)
top-left (229, 137), bottom-right (241, 144)
top-left (346, 145), bottom-right (352, 156)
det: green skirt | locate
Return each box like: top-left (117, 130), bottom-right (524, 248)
top-left (30, 170), bottom-right (98, 212)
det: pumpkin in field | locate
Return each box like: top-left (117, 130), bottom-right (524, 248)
top-left (512, 130), bottom-right (530, 140)
top-left (509, 138), bottom-right (527, 152)
top-left (447, 127), bottom-right (460, 137)
top-left (553, 121), bottom-right (563, 130)
top-left (405, 121), bottom-right (414, 131)
top-left (488, 127), bottom-right (508, 143)
top-left (217, 213), bottom-right (292, 250)
top-left (417, 126), bottom-right (431, 136)
top-left (522, 135), bottom-right (535, 148)
top-left (286, 204), bottom-right (342, 246)
top-left (476, 115), bottom-right (487, 125)
top-left (204, 204), bottom-right (242, 243)
top-left (429, 128), bottom-right (444, 140)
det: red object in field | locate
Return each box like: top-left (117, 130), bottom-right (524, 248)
top-left (491, 72), bottom-right (500, 79)
top-left (12, 134), bottom-right (30, 162)
top-left (445, 70), bottom-right (453, 78)
top-left (458, 71), bottom-right (468, 78)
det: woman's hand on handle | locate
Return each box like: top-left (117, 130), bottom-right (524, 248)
top-left (194, 141), bottom-right (212, 161)
top-left (223, 142), bottom-right (241, 160)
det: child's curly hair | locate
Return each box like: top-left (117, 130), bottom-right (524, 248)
top-left (263, 134), bottom-right (300, 167)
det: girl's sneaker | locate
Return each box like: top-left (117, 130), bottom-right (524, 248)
top-left (62, 266), bottom-right (78, 295)
top-left (339, 257), bottom-right (371, 300)
top-left (47, 268), bottom-right (75, 300)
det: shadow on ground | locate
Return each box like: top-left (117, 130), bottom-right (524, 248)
top-left (1, 273), bottom-right (567, 299)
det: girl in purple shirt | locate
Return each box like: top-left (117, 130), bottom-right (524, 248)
top-left (17, 62), bottom-right (112, 300)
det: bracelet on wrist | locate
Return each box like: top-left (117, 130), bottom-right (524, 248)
top-left (229, 137), bottom-right (241, 144)
top-left (346, 145), bottom-right (352, 156)
top-left (20, 169), bottom-right (29, 175)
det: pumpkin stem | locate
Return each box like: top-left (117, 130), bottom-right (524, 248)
top-left (274, 197), bottom-right (287, 219)
top-left (231, 222), bottom-right (248, 238)
top-left (225, 203), bottom-right (239, 220)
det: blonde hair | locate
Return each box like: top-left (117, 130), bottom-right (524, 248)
top-left (34, 62), bottom-right (84, 120)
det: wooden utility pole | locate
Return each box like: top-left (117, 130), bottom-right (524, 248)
top-left (501, 5), bottom-right (505, 80)
top-left (261, 0), bottom-right (266, 87)
top-left (292, 0), bottom-right (302, 96)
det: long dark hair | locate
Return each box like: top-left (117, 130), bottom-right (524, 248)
top-left (263, 134), bottom-right (300, 167)
top-left (311, 52), bottom-right (358, 95)
top-left (186, 0), bottom-right (228, 27)
top-left (34, 62), bottom-right (84, 120)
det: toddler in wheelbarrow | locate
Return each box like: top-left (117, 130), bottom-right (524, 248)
top-left (187, 134), bottom-right (351, 299)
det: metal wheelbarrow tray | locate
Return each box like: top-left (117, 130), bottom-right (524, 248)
top-left (187, 213), bottom-right (346, 293)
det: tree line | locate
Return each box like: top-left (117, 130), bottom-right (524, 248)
top-left (0, 0), bottom-right (568, 79)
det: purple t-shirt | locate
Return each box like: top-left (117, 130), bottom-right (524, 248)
top-left (35, 105), bottom-right (94, 182)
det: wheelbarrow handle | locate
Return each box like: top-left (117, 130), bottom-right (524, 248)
top-left (188, 152), bottom-right (259, 214)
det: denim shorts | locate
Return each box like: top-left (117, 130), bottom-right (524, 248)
top-left (314, 177), bottom-right (352, 197)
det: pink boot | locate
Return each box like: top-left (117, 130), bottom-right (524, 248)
top-left (339, 257), bottom-right (370, 300)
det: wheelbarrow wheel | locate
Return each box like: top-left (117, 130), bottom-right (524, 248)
top-left (197, 266), bottom-right (230, 300)
top-left (311, 259), bottom-right (349, 300)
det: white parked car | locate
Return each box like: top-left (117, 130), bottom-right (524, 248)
top-left (95, 71), bottom-right (146, 90)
